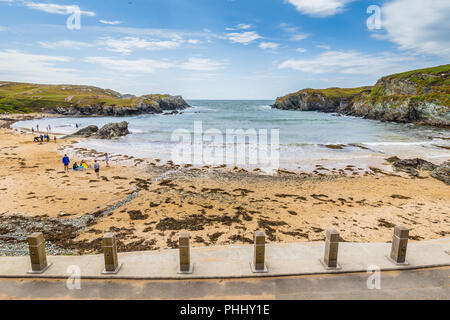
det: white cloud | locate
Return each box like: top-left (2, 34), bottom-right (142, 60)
top-left (99, 20), bottom-right (122, 25)
top-left (39, 40), bottom-right (92, 49)
top-left (279, 50), bottom-right (417, 76)
top-left (0, 49), bottom-right (76, 83)
top-left (0, 0), bottom-right (95, 16)
top-left (380, 0), bottom-right (450, 59)
top-left (27, 2), bottom-right (95, 16)
top-left (316, 44), bottom-right (331, 50)
top-left (279, 23), bottom-right (299, 33)
top-left (226, 31), bottom-right (262, 44)
top-left (296, 48), bottom-right (307, 53)
top-left (187, 39), bottom-right (201, 44)
top-left (180, 58), bottom-right (226, 71)
top-left (286, 0), bottom-right (354, 17)
top-left (259, 42), bottom-right (280, 50)
top-left (86, 56), bottom-right (173, 73)
top-left (101, 37), bottom-right (181, 55)
top-left (290, 33), bottom-right (310, 41)
top-left (225, 24), bottom-right (252, 31)
top-left (279, 23), bottom-right (310, 41)
top-left (0, 26), bottom-right (7, 31)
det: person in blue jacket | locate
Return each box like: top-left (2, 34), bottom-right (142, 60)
top-left (62, 155), bottom-right (70, 173)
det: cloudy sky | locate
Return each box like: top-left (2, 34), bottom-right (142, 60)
top-left (0, 0), bottom-right (448, 99)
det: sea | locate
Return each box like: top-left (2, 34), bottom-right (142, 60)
top-left (12, 100), bottom-right (450, 172)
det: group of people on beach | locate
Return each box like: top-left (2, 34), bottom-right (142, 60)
top-left (62, 153), bottom-right (110, 179)
top-left (33, 134), bottom-right (56, 144)
top-left (32, 124), bottom-right (56, 144)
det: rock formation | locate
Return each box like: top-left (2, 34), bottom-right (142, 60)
top-left (93, 121), bottom-right (130, 139)
top-left (68, 125), bottom-right (99, 137)
top-left (431, 160), bottom-right (450, 185)
top-left (272, 65), bottom-right (449, 127)
top-left (0, 82), bottom-right (191, 116)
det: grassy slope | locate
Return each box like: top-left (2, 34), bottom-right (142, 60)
top-left (276, 86), bottom-right (372, 104)
top-left (0, 82), bottom-right (170, 114)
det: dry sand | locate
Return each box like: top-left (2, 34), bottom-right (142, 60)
top-left (0, 126), bottom-right (448, 255)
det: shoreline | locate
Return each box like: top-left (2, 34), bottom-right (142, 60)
top-left (9, 112), bottom-right (450, 175)
top-left (0, 125), bottom-right (449, 257)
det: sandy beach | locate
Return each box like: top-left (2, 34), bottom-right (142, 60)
top-left (0, 124), bottom-right (449, 255)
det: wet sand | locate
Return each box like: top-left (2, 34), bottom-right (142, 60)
top-left (0, 126), bottom-right (449, 255)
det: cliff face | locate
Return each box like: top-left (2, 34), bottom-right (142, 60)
top-left (273, 65), bottom-right (450, 127)
top-left (273, 87), bottom-right (370, 113)
top-left (0, 82), bottom-right (190, 116)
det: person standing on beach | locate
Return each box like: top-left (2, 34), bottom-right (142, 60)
top-left (36, 124), bottom-right (39, 133)
top-left (94, 160), bottom-right (100, 179)
top-left (62, 155), bottom-right (70, 173)
top-left (105, 153), bottom-right (109, 167)
top-left (54, 136), bottom-right (57, 143)
top-left (31, 127), bottom-right (34, 134)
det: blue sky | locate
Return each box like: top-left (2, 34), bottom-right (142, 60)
top-left (0, 0), bottom-right (448, 99)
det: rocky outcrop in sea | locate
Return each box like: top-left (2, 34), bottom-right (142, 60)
top-left (66, 121), bottom-right (130, 139)
top-left (94, 121), bottom-right (130, 139)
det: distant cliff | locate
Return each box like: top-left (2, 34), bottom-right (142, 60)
top-left (273, 65), bottom-right (450, 127)
top-left (0, 82), bottom-right (190, 116)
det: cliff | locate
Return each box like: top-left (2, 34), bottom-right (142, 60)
top-left (0, 82), bottom-right (190, 116)
top-left (272, 65), bottom-right (450, 127)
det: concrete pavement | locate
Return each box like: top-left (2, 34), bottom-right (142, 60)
top-left (0, 238), bottom-right (449, 280)
top-left (0, 267), bottom-right (448, 299)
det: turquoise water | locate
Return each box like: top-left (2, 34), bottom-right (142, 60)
top-left (13, 100), bottom-right (450, 171)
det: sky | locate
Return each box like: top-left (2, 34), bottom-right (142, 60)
top-left (0, 0), bottom-right (448, 99)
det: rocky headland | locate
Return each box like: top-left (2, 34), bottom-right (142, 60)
top-left (0, 82), bottom-right (190, 116)
top-left (273, 65), bottom-right (450, 127)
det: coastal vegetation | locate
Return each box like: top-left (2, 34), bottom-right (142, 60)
top-left (0, 82), bottom-right (189, 115)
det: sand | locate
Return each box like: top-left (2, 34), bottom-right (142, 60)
top-left (0, 126), bottom-right (449, 255)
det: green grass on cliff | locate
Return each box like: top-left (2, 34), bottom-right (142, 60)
top-left (388, 64), bottom-right (450, 80)
top-left (315, 87), bottom-right (372, 99)
top-left (0, 82), bottom-right (171, 114)
top-left (277, 86), bottom-right (371, 104)
top-left (367, 64), bottom-right (450, 107)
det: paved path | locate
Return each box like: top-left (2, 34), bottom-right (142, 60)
top-left (0, 267), bottom-right (448, 299)
top-left (0, 238), bottom-right (448, 280)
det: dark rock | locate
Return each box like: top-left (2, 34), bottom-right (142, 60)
top-left (385, 156), bottom-right (401, 163)
top-left (393, 158), bottom-right (437, 171)
top-left (93, 121), bottom-right (130, 139)
top-left (323, 144), bottom-right (346, 150)
top-left (68, 125), bottom-right (99, 137)
top-left (431, 160), bottom-right (450, 185)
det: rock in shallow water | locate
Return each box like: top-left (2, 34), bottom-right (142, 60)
top-left (68, 125), bottom-right (99, 137)
top-left (93, 121), bottom-right (130, 139)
